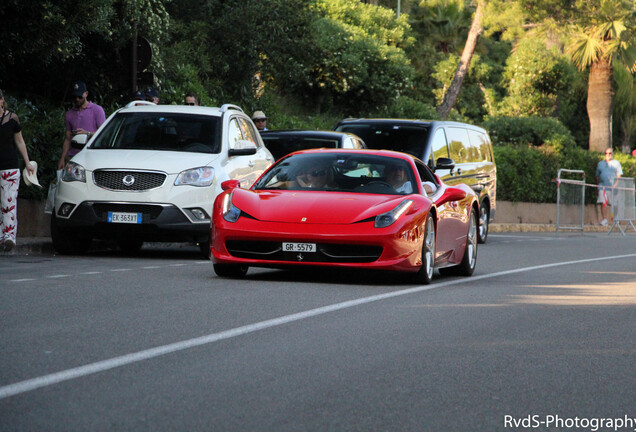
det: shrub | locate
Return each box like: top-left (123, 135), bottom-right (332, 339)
top-left (9, 96), bottom-right (66, 200)
top-left (493, 145), bottom-right (635, 204)
top-left (483, 116), bottom-right (576, 150)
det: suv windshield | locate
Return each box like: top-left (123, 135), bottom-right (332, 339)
top-left (336, 123), bottom-right (430, 159)
top-left (91, 112), bottom-right (222, 153)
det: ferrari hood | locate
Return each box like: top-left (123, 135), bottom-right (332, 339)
top-left (72, 149), bottom-right (219, 174)
top-left (231, 189), bottom-right (410, 224)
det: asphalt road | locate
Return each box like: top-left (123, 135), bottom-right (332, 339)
top-left (1, 232), bottom-right (635, 431)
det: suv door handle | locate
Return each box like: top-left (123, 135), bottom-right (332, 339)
top-left (248, 161), bottom-right (255, 167)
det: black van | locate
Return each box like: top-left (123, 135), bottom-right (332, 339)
top-left (334, 119), bottom-right (496, 243)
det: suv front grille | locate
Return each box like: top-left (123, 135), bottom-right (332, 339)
top-left (94, 170), bottom-right (166, 191)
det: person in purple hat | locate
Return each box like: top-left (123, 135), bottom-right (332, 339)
top-left (57, 81), bottom-right (106, 169)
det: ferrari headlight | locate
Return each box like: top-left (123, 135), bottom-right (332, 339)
top-left (374, 199), bottom-right (413, 228)
top-left (175, 166), bottom-right (214, 187)
top-left (222, 192), bottom-right (241, 223)
top-left (62, 162), bottom-right (86, 183)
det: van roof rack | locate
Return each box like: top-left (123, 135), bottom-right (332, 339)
top-left (221, 104), bottom-right (244, 113)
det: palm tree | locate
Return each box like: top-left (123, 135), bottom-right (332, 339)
top-left (436, 0), bottom-right (485, 119)
top-left (565, 0), bottom-right (635, 152)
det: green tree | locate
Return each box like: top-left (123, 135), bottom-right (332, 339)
top-left (436, 0), bottom-right (486, 119)
top-left (564, 0), bottom-right (636, 152)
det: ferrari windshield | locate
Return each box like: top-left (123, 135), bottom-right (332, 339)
top-left (254, 153), bottom-right (417, 195)
top-left (91, 112), bottom-right (222, 153)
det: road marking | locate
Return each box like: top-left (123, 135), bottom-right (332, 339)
top-left (10, 278), bottom-right (36, 283)
top-left (47, 275), bottom-right (70, 279)
top-left (2, 252), bottom-right (635, 400)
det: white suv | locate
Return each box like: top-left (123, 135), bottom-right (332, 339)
top-left (52, 103), bottom-right (274, 255)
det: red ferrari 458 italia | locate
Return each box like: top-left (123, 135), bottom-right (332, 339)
top-left (210, 149), bottom-right (479, 283)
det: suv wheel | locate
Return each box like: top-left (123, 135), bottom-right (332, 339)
top-left (51, 214), bottom-right (91, 255)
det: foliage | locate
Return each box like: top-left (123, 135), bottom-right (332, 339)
top-left (409, 0), bottom-right (473, 54)
top-left (497, 38), bottom-right (575, 116)
top-left (0, 0), bottom-right (169, 106)
top-left (492, 144), bottom-right (636, 204)
top-left (613, 62), bottom-right (636, 151)
top-left (370, 95), bottom-right (439, 120)
top-left (4, 96), bottom-right (67, 200)
top-left (288, 0), bottom-right (415, 112)
top-left (483, 116), bottom-right (576, 150)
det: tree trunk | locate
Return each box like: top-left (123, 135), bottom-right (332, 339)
top-left (587, 58), bottom-right (614, 152)
top-left (437, 0), bottom-right (485, 120)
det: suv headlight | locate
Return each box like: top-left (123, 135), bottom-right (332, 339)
top-left (374, 199), bottom-right (413, 228)
top-left (62, 162), bottom-right (86, 183)
top-left (175, 167), bottom-right (214, 187)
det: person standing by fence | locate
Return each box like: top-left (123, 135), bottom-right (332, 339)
top-left (596, 148), bottom-right (622, 226)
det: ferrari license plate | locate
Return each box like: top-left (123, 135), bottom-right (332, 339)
top-left (282, 242), bottom-right (316, 253)
top-left (108, 212), bottom-right (142, 224)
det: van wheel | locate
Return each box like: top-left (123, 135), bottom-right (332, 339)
top-left (51, 214), bottom-right (91, 255)
top-left (478, 204), bottom-right (489, 244)
top-left (213, 263), bottom-right (248, 278)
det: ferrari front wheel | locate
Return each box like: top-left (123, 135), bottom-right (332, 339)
top-left (413, 213), bottom-right (435, 284)
top-left (213, 263), bottom-right (248, 278)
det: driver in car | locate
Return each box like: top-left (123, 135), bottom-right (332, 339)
top-left (385, 162), bottom-right (413, 194)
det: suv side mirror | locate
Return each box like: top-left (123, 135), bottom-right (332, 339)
top-left (71, 134), bottom-right (89, 149)
top-left (229, 139), bottom-right (258, 156)
top-left (435, 157), bottom-right (455, 171)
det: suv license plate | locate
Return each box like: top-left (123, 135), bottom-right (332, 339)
top-left (108, 212), bottom-right (142, 224)
top-left (282, 242), bottom-right (316, 253)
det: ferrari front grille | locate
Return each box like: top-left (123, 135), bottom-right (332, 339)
top-left (225, 240), bottom-right (382, 263)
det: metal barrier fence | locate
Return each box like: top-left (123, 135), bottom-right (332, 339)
top-left (556, 170), bottom-right (636, 235)
top-left (556, 169), bottom-right (586, 232)
top-left (608, 177), bottom-right (636, 235)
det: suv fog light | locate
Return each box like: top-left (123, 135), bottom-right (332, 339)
top-left (58, 203), bottom-right (76, 217)
top-left (187, 208), bottom-right (209, 221)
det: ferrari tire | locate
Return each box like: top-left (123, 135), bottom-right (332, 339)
top-left (478, 203), bottom-right (489, 244)
top-left (413, 213), bottom-right (435, 284)
top-left (440, 207), bottom-right (478, 277)
top-left (213, 263), bottom-right (248, 278)
top-left (51, 214), bottom-right (91, 255)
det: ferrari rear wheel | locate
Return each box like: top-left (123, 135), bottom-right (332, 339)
top-left (213, 263), bottom-right (248, 278)
top-left (441, 207), bottom-right (478, 277)
top-left (413, 213), bottom-right (435, 284)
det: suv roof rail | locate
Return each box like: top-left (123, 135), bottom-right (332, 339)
top-left (125, 101), bottom-right (156, 108)
top-left (221, 104), bottom-right (244, 113)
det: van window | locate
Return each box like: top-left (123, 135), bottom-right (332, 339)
top-left (430, 129), bottom-right (449, 164)
top-left (336, 123), bottom-right (429, 159)
top-left (228, 118), bottom-right (243, 148)
top-left (446, 127), bottom-right (470, 164)
top-left (468, 130), bottom-right (492, 162)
